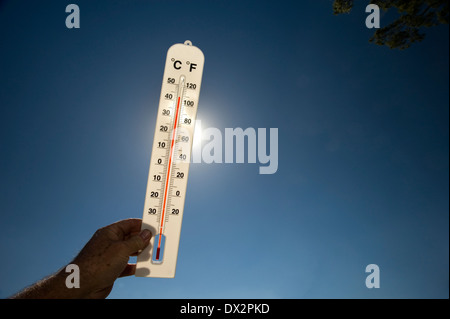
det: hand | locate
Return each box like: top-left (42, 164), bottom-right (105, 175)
top-left (11, 218), bottom-right (151, 299)
top-left (72, 218), bottom-right (152, 298)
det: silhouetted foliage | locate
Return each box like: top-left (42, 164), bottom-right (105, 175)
top-left (333, 0), bottom-right (449, 49)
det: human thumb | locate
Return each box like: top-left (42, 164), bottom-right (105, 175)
top-left (122, 229), bottom-right (152, 255)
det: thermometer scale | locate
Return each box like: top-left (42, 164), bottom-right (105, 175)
top-left (136, 41), bottom-right (204, 278)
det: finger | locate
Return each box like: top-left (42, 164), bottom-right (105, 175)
top-left (109, 218), bottom-right (143, 239)
top-left (124, 230), bottom-right (142, 241)
top-left (121, 229), bottom-right (152, 255)
top-left (119, 264), bottom-right (136, 277)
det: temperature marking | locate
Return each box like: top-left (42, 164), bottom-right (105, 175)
top-left (156, 76), bottom-right (185, 261)
top-left (135, 41), bottom-right (204, 278)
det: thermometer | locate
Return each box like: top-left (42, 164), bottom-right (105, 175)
top-left (135, 41), bottom-right (205, 278)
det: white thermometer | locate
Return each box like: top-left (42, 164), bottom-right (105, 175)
top-left (135, 41), bottom-right (205, 278)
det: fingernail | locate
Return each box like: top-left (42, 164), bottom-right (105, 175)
top-left (140, 229), bottom-right (152, 241)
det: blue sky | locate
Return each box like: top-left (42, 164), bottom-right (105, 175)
top-left (0, 0), bottom-right (448, 298)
